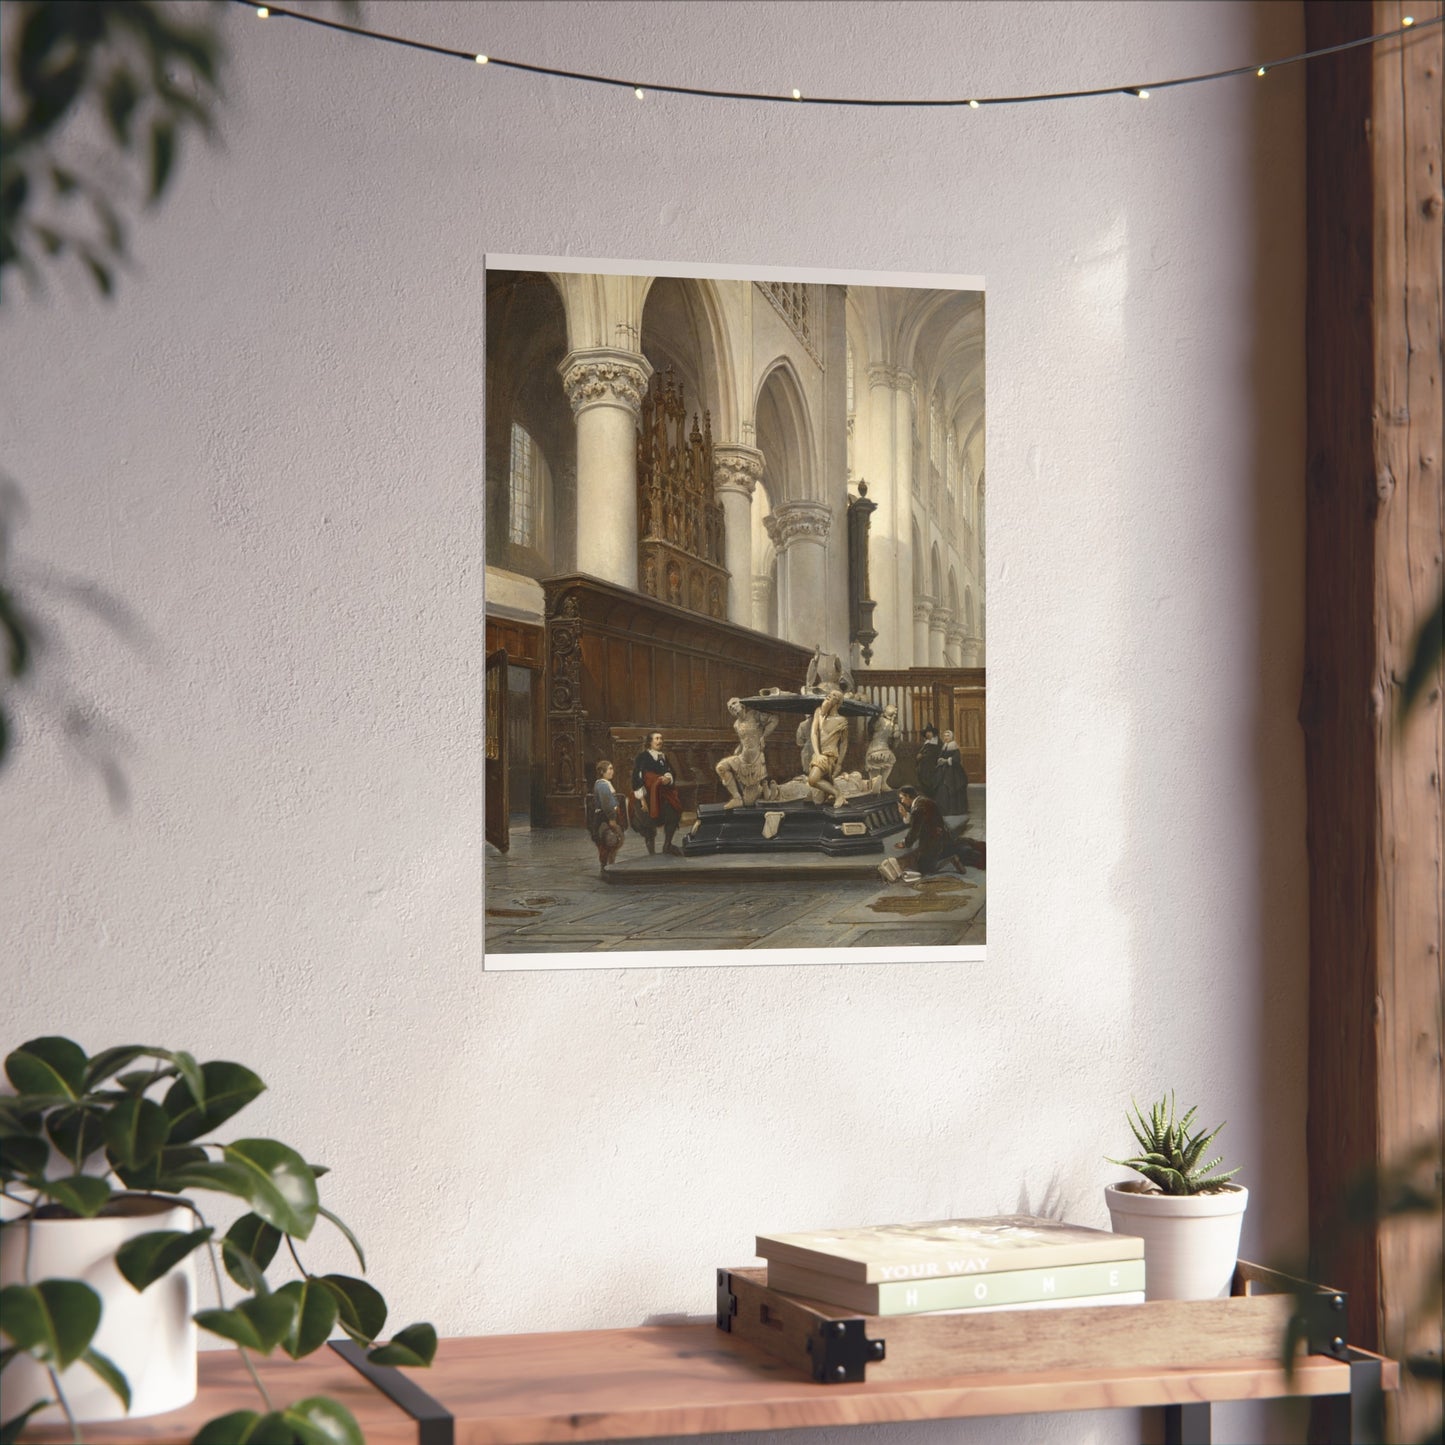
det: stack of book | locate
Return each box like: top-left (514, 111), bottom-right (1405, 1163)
top-left (756, 1215), bottom-right (1145, 1316)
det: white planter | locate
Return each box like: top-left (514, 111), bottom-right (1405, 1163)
top-left (1104, 1181), bottom-right (1249, 1301)
top-left (0, 1194), bottom-right (198, 1423)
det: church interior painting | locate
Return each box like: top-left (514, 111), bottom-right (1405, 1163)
top-left (483, 261), bottom-right (986, 965)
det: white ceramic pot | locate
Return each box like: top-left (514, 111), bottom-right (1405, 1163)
top-left (1104, 1181), bottom-right (1249, 1301)
top-left (0, 1194), bottom-right (198, 1422)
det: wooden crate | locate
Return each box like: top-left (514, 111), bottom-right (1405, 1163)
top-left (717, 1261), bottom-right (1353, 1384)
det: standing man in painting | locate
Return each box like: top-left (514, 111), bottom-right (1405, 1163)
top-left (632, 730), bottom-right (684, 856)
top-left (914, 724), bottom-right (942, 797)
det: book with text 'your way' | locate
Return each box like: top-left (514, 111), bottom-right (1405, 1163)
top-left (756, 1215), bottom-right (1144, 1284)
top-left (765, 1256), bottom-right (1147, 1316)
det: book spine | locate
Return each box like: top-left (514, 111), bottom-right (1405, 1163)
top-left (770, 1258), bottom-right (1146, 1314)
top-left (757, 1237), bottom-right (1145, 1283)
top-left (872, 1258), bottom-right (1145, 1313)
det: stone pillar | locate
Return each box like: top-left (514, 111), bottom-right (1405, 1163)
top-left (946, 623), bottom-right (966, 668)
top-left (713, 444), bottom-right (765, 626)
top-left (929, 605), bottom-right (952, 667)
top-left (765, 500), bottom-right (833, 649)
top-left (912, 598), bottom-right (934, 668)
top-left (751, 574), bottom-right (773, 633)
top-left (558, 346), bottom-right (652, 590)
top-left (962, 634), bottom-right (984, 667)
top-left (864, 364), bottom-right (915, 668)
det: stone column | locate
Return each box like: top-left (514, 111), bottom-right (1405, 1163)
top-left (946, 623), bottom-right (967, 668)
top-left (865, 364), bottom-right (916, 668)
top-left (713, 444), bottom-right (765, 626)
top-left (962, 634), bottom-right (984, 668)
top-left (929, 605), bottom-right (952, 667)
top-left (765, 500), bottom-right (833, 648)
top-left (558, 346), bottom-right (652, 590)
top-left (750, 574), bottom-right (773, 633)
top-left (912, 598), bottom-right (934, 667)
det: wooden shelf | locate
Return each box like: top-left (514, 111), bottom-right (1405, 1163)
top-left (20, 1321), bottom-right (1398, 1445)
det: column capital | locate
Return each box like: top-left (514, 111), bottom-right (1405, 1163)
top-left (946, 623), bottom-right (967, 647)
top-left (867, 363), bottom-right (914, 393)
top-left (750, 575), bottom-right (773, 605)
top-left (929, 605), bottom-right (954, 631)
top-left (558, 347), bottom-right (652, 418)
top-left (713, 444), bottom-right (765, 501)
top-left (913, 596), bottom-right (936, 623)
top-left (764, 499), bottom-right (833, 550)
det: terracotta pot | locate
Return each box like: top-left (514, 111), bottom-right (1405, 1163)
top-left (0, 1193), bottom-right (198, 1422)
top-left (1104, 1180), bottom-right (1249, 1301)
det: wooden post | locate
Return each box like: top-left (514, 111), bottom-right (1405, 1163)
top-left (1303, 3), bottom-right (1444, 1440)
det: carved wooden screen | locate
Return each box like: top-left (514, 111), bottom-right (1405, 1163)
top-left (636, 368), bottom-right (728, 619)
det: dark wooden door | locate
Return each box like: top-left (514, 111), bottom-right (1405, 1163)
top-left (484, 648), bottom-right (509, 853)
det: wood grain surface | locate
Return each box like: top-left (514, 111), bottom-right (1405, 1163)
top-left (18, 1348), bottom-right (417, 1445)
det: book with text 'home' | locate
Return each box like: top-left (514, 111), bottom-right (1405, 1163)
top-left (765, 1256), bottom-right (1147, 1316)
top-left (756, 1215), bottom-right (1144, 1284)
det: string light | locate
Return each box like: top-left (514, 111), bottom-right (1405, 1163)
top-left (235, 2), bottom-right (1440, 110)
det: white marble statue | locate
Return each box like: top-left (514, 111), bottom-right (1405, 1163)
top-left (715, 698), bottom-right (779, 809)
top-left (805, 689), bottom-right (850, 807)
top-left (803, 643), bottom-right (854, 696)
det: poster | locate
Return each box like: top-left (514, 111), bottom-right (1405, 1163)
top-left (483, 257), bottom-right (984, 969)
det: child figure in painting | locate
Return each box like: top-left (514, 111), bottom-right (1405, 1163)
top-left (590, 760), bottom-right (626, 871)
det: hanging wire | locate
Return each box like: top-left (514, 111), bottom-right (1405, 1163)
top-left (233, 2), bottom-right (1439, 109)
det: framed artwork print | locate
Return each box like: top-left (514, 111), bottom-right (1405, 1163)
top-left (483, 256), bottom-right (984, 969)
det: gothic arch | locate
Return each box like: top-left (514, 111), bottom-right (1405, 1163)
top-left (638, 276), bottom-right (737, 441)
top-left (930, 541), bottom-right (943, 603)
top-left (754, 357), bottom-right (817, 504)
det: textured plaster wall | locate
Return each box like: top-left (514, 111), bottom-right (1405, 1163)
top-left (1, 3), bottom-right (1306, 1442)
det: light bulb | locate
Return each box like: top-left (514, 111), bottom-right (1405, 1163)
top-left (968, 99), bottom-right (979, 109)
top-left (792, 88), bottom-right (802, 100)
top-left (634, 86), bottom-right (644, 99)
top-left (256, 4), bottom-right (268, 14)
top-left (475, 53), bottom-right (489, 64)
top-left (1257, 66), bottom-right (1267, 77)
top-left (1402, 14), bottom-right (1415, 24)
top-left (1137, 89), bottom-right (1150, 100)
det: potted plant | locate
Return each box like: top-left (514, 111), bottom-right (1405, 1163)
top-left (0, 1036), bottom-right (436, 1443)
top-left (1104, 1092), bottom-right (1248, 1301)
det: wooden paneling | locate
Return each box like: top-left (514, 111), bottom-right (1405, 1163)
top-left (540, 575), bottom-right (813, 825)
top-left (1303, 4), bottom-right (1444, 1439)
top-left (484, 616), bottom-right (544, 670)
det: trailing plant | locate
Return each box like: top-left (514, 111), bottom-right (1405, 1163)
top-left (0, 1036), bottom-right (436, 1444)
top-left (1108, 1091), bottom-right (1241, 1196)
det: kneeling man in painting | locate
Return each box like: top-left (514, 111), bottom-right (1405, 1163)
top-left (891, 786), bottom-right (983, 878)
top-left (632, 729), bottom-right (685, 857)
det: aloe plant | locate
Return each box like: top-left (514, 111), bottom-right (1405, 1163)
top-left (1108, 1092), bottom-right (1241, 1196)
top-left (0, 1036), bottom-right (436, 1444)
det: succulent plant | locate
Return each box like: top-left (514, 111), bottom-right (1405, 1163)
top-left (1109, 1092), bottom-right (1241, 1196)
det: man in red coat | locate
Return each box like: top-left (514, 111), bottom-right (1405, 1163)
top-left (631, 729), bottom-right (684, 856)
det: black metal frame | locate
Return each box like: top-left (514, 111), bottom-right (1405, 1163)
top-left (329, 1338), bottom-right (455, 1445)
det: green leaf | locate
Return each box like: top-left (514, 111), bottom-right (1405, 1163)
top-left (35, 1173), bottom-right (112, 1216)
top-left (0, 1280), bottom-right (101, 1368)
top-left (81, 252), bottom-right (114, 297)
top-left (276, 1278), bottom-right (339, 1359)
top-left (102, 69), bottom-right (140, 144)
top-left (1, 1400), bottom-right (53, 1445)
top-left (367, 1322), bottom-right (437, 1368)
top-left (220, 1139), bottom-right (318, 1240)
top-left (192, 1410), bottom-right (297, 1445)
top-left (162, 1061), bottom-right (264, 1144)
top-left (46, 1104), bottom-right (108, 1167)
top-left (318, 1275), bottom-right (386, 1346)
top-left (81, 1346), bottom-right (131, 1410)
top-left (85, 1046), bottom-right (200, 1106)
top-left (5, 1037), bottom-right (87, 1099)
top-left (194, 1292), bottom-right (298, 1355)
top-left (318, 1205), bottom-right (365, 1273)
top-left (103, 1094), bottom-right (171, 1169)
top-left (116, 1226), bottom-right (213, 1291)
top-left (0, 1134), bottom-right (48, 1180)
top-left (282, 1397), bottom-right (364, 1445)
top-left (113, 1141), bottom-right (207, 1192)
top-left (223, 1213), bottom-right (281, 1289)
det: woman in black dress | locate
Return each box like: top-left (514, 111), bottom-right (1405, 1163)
top-left (933, 728), bottom-right (970, 817)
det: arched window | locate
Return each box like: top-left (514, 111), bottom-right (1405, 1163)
top-left (508, 421), bottom-right (548, 550)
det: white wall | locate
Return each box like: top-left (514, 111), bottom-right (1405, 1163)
top-left (0, 3), bottom-right (1307, 1441)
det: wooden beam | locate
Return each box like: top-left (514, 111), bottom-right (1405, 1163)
top-left (1303, 2), bottom-right (1444, 1439)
